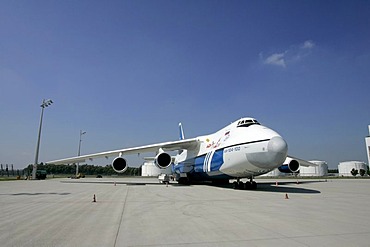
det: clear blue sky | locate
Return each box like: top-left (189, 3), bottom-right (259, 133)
top-left (1, 0), bottom-right (369, 169)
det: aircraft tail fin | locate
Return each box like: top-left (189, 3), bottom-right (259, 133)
top-left (179, 123), bottom-right (185, 140)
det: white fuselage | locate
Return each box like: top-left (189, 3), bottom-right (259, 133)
top-left (174, 118), bottom-right (288, 180)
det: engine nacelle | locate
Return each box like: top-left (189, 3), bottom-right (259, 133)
top-left (154, 152), bottom-right (172, 169)
top-left (278, 158), bottom-right (300, 173)
top-left (112, 157), bottom-right (128, 173)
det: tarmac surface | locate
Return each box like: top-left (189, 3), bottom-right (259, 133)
top-left (1, 177), bottom-right (370, 247)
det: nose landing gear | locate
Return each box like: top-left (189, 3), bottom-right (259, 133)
top-left (232, 177), bottom-right (257, 190)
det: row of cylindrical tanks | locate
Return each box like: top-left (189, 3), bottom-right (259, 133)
top-left (301, 160), bottom-right (368, 177)
top-left (262, 160), bottom-right (329, 177)
top-left (263, 160), bottom-right (368, 177)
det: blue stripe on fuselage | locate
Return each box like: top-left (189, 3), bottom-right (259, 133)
top-left (209, 149), bottom-right (224, 171)
top-left (174, 149), bottom-right (225, 178)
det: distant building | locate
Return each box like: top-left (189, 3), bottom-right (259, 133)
top-left (299, 160), bottom-right (328, 177)
top-left (260, 169), bottom-right (285, 177)
top-left (262, 160), bottom-right (328, 177)
top-left (365, 125), bottom-right (370, 168)
top-left (338, 161), bottom-right (367, 176)
top-left (141, 160), bottom-right (172, 176)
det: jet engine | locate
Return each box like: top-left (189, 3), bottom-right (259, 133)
top-left (278, 157), bottom-right (300, 173)
top-left (112, 157), bottom-right (128, 173)
top-left (154, 152), bottom-right (172, 169)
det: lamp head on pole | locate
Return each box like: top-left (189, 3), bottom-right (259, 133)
top-left (41, 99), bottom-right (53, 108)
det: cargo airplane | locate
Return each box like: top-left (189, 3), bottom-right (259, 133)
top-left (47, 117), bottom-right (314, 189)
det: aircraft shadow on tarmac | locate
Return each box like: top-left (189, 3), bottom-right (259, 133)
top-left (250, 182), bottom-right (321, 194)
top-left (205, 180), bottom-right (322, 194)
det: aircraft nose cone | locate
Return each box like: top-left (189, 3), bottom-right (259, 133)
top-left (246, 136), bottom-right (288, 169)
top-left (268, 136), bottom-right (288, 159)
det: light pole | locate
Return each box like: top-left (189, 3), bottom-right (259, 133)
top-left (76, 130), bottom-right (86, 176)
top-left (33, 99), bottom-right (53, 180)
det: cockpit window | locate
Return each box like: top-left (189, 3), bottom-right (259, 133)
top-left (237, 119), bottom-right (260, 127)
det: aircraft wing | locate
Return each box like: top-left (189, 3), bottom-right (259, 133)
top-left (287, 155), bottom-right (318, 167)
top-left (47, 138), bottom-right (200, 165)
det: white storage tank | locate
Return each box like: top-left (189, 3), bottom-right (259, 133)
top-left (338, 161), bottom-right (367, 176)
top-left (299, 160), bottom-right (328, 177)
top-left (260, 169), bottom-right (286, 177)
top-left (141, 160), bottom-right (172, 176)
top-left (366, 136), bottom-right (370, 167)
top-left (365, 125), bottom-right (370, 168)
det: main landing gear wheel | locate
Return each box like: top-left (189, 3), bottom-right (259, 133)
top-left (232, 181), bottom-right (245, 190)
top-left (251, 181), bottom-right (257, 190)
top-left (238, 181), bottom-right (245, 189)
top-left (232, 179), bottom-right (257, 190)
top-left (245, 181), bottom-right (251, 190)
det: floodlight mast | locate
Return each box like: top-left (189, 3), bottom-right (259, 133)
top-left (32, 99), bottom-right (53, 180)
top-left (76, 130), bottom-right (86, 176)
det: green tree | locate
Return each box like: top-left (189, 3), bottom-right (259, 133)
top-left (24, 163), bottom-right (142, 176)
